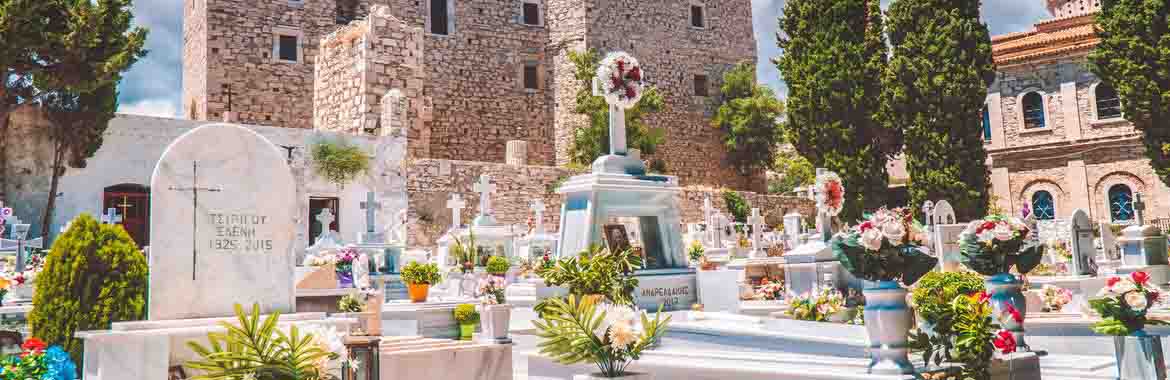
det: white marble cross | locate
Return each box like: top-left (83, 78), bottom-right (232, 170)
top-left (531, 199), bottom-right (547, 234)
top-left (360, 191), bottom-right (381, 233)
top-left (446, 193), bottom-right (467, 229)
top-left (710, 212), bottom-right (728, 249)
top-left (315, 208), bottom-right (336, 237)
top-left (748, 208), bottom-right (766, 258)
top-left (100, 208), bottom-right (122, 225)
top-left (472, 174), bottom-right (497, 217)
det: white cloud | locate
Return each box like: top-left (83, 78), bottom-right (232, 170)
top-left (118, 98), bottom-right (179, 118)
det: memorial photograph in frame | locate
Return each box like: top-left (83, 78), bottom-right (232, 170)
top-left (603, 224), bottom-right (631, 254)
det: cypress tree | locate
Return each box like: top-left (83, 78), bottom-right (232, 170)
top-left (883, 0), bottom-right (996, 220)
top-left (1089, 0), bottom-right (1170, 186)
top-left (776, 0), bottom-right (893, 222)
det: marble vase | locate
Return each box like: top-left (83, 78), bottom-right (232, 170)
top-left (863, 280), bottom-right (914, 375)
top-left (1114, 330), bottom-right (1167, 380)
top-left (986, 273), bottom-right (1028, 350)
top-left (572, 372), bottom-right (651, 380)
top-left (480, 304), bottom-right (513, 344)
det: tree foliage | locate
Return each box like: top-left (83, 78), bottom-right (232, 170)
top-left (883, 0), bottom-right (995, 220)
top-left (776, 0), bottom-right (894, 222)
top-left (1089, 0), bottom-right (1170, 187)
top-left (770, 148), bottom-right (815, 194)
top-left (29, 213), bottom-right (148, 364)
top-left (712, 62), bottom-right (784, 175)
top-left (567, 49), bottom-right (666, 167)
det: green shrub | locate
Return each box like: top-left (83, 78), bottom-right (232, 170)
top-left (486, 256), bottom-right (510, 275)
top-left (454, 304), bottom-right (479, 325)
top-left (722, 189), bottom-right (749, 223)
top-left (401, 261), bottom-right (442, 285)
top-left (311, 138), bottom-right (370, 188)
top-left (30, 213), bottom-right (148, 364)
top-left (534, 245), bottom-right (643, 315)
top-left (909, 270), bottom-right (988, 369)
top-left (911, 271), bottom-right (985, 322)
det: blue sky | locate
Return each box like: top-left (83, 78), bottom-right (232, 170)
top-left (117, 0), bottom-right (1054, 117)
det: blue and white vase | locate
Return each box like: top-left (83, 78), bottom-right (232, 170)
top-left (863, 280), bottom-right (914, 375)
top-left (985, 273), bottom-right (1028, 351)
top-left (1114, 330), bottom-right (1167, 380)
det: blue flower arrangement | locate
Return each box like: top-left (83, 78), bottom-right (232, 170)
top-left (0, 338), bottom-right (78, 380)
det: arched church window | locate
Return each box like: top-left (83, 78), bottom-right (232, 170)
top-left (1095, 83), bottom-right (1123, 120)
top-left (1022, 92), bottom-right (1045, 129)
top-left (1109, 184), bottom-right (1134, 222)
top-left (1031, 191), bottom-right (1055, 220)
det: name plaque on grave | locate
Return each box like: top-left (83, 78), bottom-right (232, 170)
top-left (207, 212), bottom-right (275, 253)
top-left (633, 271), bottom-right (697, 311)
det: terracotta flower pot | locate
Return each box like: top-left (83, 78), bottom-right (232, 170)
top-left (407, 283), bottom-right (430, 303)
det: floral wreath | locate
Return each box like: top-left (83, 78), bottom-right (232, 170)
top-left (815, 172), bottom-right (844, 217)
top-left (596, 52), bottom-right (645, 109)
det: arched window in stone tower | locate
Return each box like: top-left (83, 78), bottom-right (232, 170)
top-left (1095, 83), bottom-right (1123, 120)
top-left (1022, 92), bottom-right (1046, 129)
top-left (1031, 191), bottom-right (1055, 220)
top-left (1109, 184), bottom-right (1134, 222)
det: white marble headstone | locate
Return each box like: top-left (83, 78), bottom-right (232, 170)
top-left (149, 123), bottom-right (297, 320)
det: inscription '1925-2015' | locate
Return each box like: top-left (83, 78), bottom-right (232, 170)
top-left (207, 212), bottom-right (274, 253)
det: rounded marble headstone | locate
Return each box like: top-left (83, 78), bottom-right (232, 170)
top-left (149, 123), bottom-right (296, 320)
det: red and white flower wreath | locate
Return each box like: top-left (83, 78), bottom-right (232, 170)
top-left (596, 52), bottom-right (645, 109)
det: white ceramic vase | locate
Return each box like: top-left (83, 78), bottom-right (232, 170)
top-left (862, 280), bottom-right (915, 375)
top-left (572, 372), bottom-right (651, 380)
top-left (1114, 330), bottom-right (1167, 380)
top-left (479, 303), bottom-right (513, 344)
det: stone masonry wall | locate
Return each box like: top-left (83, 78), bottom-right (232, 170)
top-left (185, 0), bottom-right (341, 129)
top-left (404, 158), bottom-right (812, 248)
top-left (314, 6), bottom-right (426, 137)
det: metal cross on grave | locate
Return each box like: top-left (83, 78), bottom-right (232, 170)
top-left (168, 161), bottom-right (223, 280)
top-left (100, 208), bottom-right (122, 225)
top-left (472, 174), bottom-right (497, 223)
top-left (530, 199), bottom-right (547, 234)
top-left (446, 193), bottom-right (467, 229)
top-left (747, 208), bottom-right (766, 258)
top-left (360, 191), bottom-right (381, 234)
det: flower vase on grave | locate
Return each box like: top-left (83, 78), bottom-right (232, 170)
top-left (862, 280), bottom-right (914, 375)
top-left (1114, 330), bottom-right (1167, 380)
top-left (480, 304), bottom-right (513, 344)
top-left (336, 270), bottom-right (354, 288)
top-left (986, 273), bottom-right (1028, 351)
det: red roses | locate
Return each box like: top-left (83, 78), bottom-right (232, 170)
top-left (1132, 271), bottom-right (1151, 286)
top-left (993, 330), bottom-right (1016, 354)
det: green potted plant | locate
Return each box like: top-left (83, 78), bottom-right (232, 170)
top-left (958, 214), bottom-right (1043, 352)
top-left (186, 303), bottom-right (346, 379)
top-left (686, 241), bottom-right (705, 269)
top-left (1090, 271), bottom-right (1168, 379)
top-left (534, 245), bottom-right (642, 315)
top-left (486, 256), bottom-right (510, 277)
top-left (534, 295), bottom-right (670, 379)
top-left (454, 304), bottom-right (480, 340)
top-left (402, 261), bottom-right (442, 303)
top-left (831, 207), bottom-right (937, 375)
top-left (908, 271), bottom-right (990, 372)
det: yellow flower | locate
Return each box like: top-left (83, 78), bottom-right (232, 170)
top-left (0, 277), bottom-right (12, 290)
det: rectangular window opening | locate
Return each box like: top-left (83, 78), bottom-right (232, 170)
top-left (691, 5), bottom-right (705, 28)
top-left (523, 64), bottom-right (539, 90)
top-left (694, 74), bottom-right (709, 96)
top-left (430, 0), bottom-right (450, 35)
top-left (523, 2), bottom-right (540, 25)
top-left (277, 35), bottom-right (298, 61)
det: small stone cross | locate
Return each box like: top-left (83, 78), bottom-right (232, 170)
top-left (710, 212), bottom-right (728, 249)
top-left (100, 208), bottom-right (122, 225)
top-left (748, 208), bottom-right (766, 257)
top-left (446, 193), bottom-right (467, 229)
top-left (1134, 192), bottom-right (1146, 225)
top-left (360, 191), bottom-right (381, 233)
top-left (315, 208), bottom-right (336, 236)
top-left (472, 174), bottom-right (497, 217)
top-left (530, 199), bottom-right (547, 234)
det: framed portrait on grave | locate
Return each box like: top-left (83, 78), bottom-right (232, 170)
top-left (168, 366), bottom-right (187, 380)
top-left (603, 224), bottom-right (631, 254)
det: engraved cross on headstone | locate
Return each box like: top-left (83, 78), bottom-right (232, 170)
top-left (530, 199), bottom-right (547, 234)
top-left (168, 161), bottom-right (223, 280)
top-left (446, 193), bottom-right (466, 229)
top-left (360, 191), bottom-right (381, 234)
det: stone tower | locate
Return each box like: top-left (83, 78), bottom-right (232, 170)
top-left (1046, 0), bottom-right (1101, 18)
top-left (183, 0), bottom-right (760, 190)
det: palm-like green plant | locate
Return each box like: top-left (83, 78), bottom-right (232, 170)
top-left (185, 303), bottom-right (340, 380)
top-left (534, 245), bottom-right (643, 315)
top-left (534, 295), bottom-right (670, 377)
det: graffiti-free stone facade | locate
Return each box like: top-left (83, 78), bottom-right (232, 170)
top-left (183, 0), bottom-right (760, 190)
top-left (986, 1), bottom-right (1170, 224)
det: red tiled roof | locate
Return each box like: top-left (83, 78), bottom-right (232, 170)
top-left (992, 13), bottom-right (1099, 65)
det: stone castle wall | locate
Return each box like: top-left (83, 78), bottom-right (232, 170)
top-left (404, 158), bottom-right (813, 248)
top-left (314, 6), bottom-right (427, 138)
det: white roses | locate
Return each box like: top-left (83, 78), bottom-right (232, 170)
top-left (860, 228), bottom-right (885, 251)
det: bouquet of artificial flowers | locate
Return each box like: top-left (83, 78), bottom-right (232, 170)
top-left (831, 207), bottom-right (937, 285)
top-left (786, 288), bottom-right (846, 322)
top-left (1041, 285), bottom-right (1073, 313)
top-left (478, 276), bottom-right (507, 305)
top-left (958, 215), bottom-right (1044, 276)
top-left (1089, 271), bottom-right (1167, 335)
top-left (0, 338), bottom-right (77, 380)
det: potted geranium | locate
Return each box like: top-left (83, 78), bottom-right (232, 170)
top-left (478, 276), bottom-right (512, 343)
top-left (534, 295), bottom-right (670, 379)
top-left (831, 207), bottom-right (937, 375)
top-left (402, 261), bottom-right (442, 303)
top-left (454, 304), bottom-right (480, 340)
top-left (958, 214), bottom-right (1043, 351)
top-left (1090, 271), bottom-right (1168, 379)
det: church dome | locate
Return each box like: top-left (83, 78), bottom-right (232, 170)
top-left (1046, 0), bottom-right (1101, 18)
